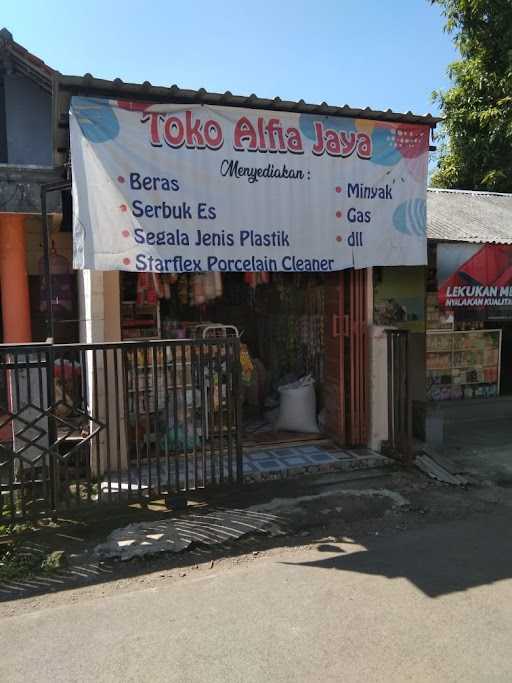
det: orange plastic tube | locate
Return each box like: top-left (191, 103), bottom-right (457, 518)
top-left (0, 213), bottom-right (32, 343)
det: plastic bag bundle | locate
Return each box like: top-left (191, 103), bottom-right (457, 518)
top-left (275, 374), bottom-right (319, 433)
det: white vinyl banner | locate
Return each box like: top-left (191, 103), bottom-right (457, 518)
top-left (70, 97), bottom-right (430, 273)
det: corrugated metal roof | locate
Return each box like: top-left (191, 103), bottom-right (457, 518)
top-left (53, 74), bottom-right (440, 167)
top-left (56, 74), bottom-right (441, 126)
top-left (427, 188), bottom-right (512, 245)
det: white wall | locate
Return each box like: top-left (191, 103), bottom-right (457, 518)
top-left (78, 270), bottom-right (121, 344)
top-left (368, 324), bottom-right (390, 451)
top-left (78, 270), bottom-right (126, 475)
top-left (366, 268), bottom-right (388, 451)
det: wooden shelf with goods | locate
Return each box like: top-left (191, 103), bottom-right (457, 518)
top-left (124, 350), bottom-right (234, 445)
top-left (426, 292), bottom-right (454, 332)
top-left (426, 329), bottom-right (502, 401)
top-left (121, 300), bottom-right (160, 341)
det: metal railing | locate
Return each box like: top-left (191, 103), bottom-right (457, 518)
top-left (0, 338), bottom-right (242, 524)
top-left (384, 329), bottom-right (412, 461)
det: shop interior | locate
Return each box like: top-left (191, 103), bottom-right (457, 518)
top-left (26, 218), bottom-right (78, 345)
top-left (120, 270), bottom-right (328, 446)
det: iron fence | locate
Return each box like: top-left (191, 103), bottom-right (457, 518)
top-left (384, 329), bottom-right (412, 461)
top-left (0, 338), bottom-right (242, 524)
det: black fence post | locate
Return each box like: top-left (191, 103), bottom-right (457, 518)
top-left (384, 329), bottom-right (412, 462)
top-left (233, 337), bottom-right (243, 483)
top-left (45, 344), bottom-right (59, 517)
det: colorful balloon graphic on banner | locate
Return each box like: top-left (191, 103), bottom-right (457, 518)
top-left (393, 198), bottom-right (427, 236)
top-left (73, 97), bottom-right (120, 143)
top-left (299, 115), bottom-right (428, 171)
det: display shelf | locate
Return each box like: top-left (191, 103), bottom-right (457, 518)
top-left (426, 292), bottom-right (454, 331)
top-left (121, 301), bottom-right (160, 341)
top-left (122, 319), bottom-right (157, 328)
top-left (426, 329), bottom-right (502, 401)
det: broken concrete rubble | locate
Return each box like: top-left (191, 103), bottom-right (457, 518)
top-left (95, 486), bottom-right (411, 561)
top-left (95, 509), bottom-right (282, 561)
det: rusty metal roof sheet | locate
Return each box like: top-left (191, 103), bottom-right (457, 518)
top-left (427, 188), bottom-right (512, 245)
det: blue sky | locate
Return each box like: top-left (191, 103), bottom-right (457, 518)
top-left (2, 0), bottom-right (457, 117)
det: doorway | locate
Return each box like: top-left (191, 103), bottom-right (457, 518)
top-left (324, 269), bottom-right (368, 446)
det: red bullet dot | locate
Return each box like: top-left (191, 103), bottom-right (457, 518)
top-left (122, 230), bottom-right (130, 238)
top-left (336, 210), bottom-right (342, 218)
top-left (120, 204), bottom-right (128, 212)
top-left (122, 258), bottom-right (131, 265)
top-left (117, 176), bottom-right (125, 183)
top-left (335, 186), bottom-right (342, 193)
top-left (336, 235), bottom-right (343, 242)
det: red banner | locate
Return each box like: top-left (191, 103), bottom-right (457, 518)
top-left (438, 243), bottom-right (512, 313)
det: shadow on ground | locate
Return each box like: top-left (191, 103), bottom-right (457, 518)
top-left (446, 417), bottom-right (512, 452)
top-left (1, 469), bottom-right (510, 602)
top-left (443, 417), bottom-right (512, 485)
top-left (284, 508), bottom-right (512, 598)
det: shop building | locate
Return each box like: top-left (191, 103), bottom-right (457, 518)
top-left (0, 29), bottom-right (73, 346)
top-left (424, 188), bottom-right (512, 445)
top-left (0, 30), bottom-right (77, 447)
top-left (1, 53), bottom-right (438, 522)
top-left (54, 76), bottom-right (436, 452)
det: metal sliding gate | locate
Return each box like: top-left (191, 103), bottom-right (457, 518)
top-left (0, 338), bottom-right (242, 524)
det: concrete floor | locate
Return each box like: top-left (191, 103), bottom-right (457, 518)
top-left (441, 418), bottom-right (512, 483)
top-left (425, 397), bottom-right (512, 484)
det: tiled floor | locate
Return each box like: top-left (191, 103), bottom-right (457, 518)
top-left (102, 444), bottom-right (390, 492)
top-left (243, 445), bottom-right (348, 474)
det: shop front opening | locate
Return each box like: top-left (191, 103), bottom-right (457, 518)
top-left (119, 268), bottom-right (369, 454)
top-left (120, 270), bottom-right (329, 447)
top-left (424, 241), bottom-right (512, 461)
top-left (427, 242), bottom-right (512, 402)
top-left (483, 319), bottom-right (512, 397)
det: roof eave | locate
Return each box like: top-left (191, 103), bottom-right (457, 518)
top-left (56, 74), bottom-right (441, 127)
top-left (428, 236), bottom-right (512, 245)
top-left (0, 35), bottom-right (56, 91)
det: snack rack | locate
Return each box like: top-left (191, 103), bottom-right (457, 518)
top-left (125, 325), bottom-right (240, 448)
top-left (426, 329), bottom-right (502, 401)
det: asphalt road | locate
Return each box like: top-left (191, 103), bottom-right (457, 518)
top-left (4, 508), bottom-right (512, 682)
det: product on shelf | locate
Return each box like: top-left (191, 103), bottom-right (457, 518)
top-left (426, 293), bottom-right (454, 331)
top-left (426, 328), bottom-right (502, 401)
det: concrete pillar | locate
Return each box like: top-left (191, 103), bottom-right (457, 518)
top-left (78, 270), bottom-right (127, 478)
top-left (0, 212), bottom-right (31, 342)
top-left (367, 268), bottom-right (390, 452)
top-left (368, 325), bottom-right (390, 451)
top-left (0, 213), bottom-right (41, 453)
